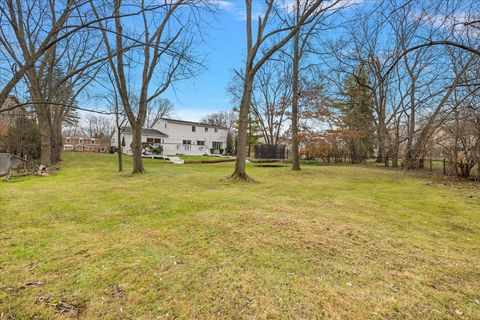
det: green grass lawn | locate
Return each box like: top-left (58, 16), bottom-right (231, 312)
top-left (1, 153), bottom-right (479, 319)
top-left (177, 154), bottom-right (233, 163)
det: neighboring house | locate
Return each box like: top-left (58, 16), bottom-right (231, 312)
top-left (0, 96), bottom-right (24, 136)
top-left (0, 96), bottom-right (25, 153)
top-left (111, 127), bottom-right (168, 155)
top-left (112, 118), bottom-right (228, 156)
top-left (63, 135), bottom-right (110, 153)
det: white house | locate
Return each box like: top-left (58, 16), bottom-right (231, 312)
top-left (112, 118), bottom-right (228, 156)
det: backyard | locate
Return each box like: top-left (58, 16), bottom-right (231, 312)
top-left (1, 153), bottom-right (479, 319)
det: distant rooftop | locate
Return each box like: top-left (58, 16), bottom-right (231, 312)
top-left (160, 118), bottom-right (228, 130)
top-left (123, 127), bottom-right (168, 137)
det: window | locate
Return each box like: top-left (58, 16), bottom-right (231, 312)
top-left (214, 128), bottom-right (218, 133)
top-left (154, 138), bottom-right (161, 143)
top-left (79, 138), bottom-right (84, 145)
top-left (212, 141), bottom-right (222, 150)
top-left (91, 139), bottom-right (95, 144)
top-left (197, 140), bottom-right (205, 146)
top-left (66, 137), bottom-right (71, 144)
top-left (204, 127), bottom-right (208, 132)
top-left (182, 140), bottom-right (191, 145)
top-left (147, 137), bottom-right (154, 143)
top-left (192, 126), bottom-right (196, 132)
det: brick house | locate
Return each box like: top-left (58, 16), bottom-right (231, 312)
top-left (63, 135), bottom-right (110, 153)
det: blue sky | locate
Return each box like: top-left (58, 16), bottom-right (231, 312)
top-left (162, 2), bottom-right (249, 121)
top-left (83, 1), bottom-right (363, 122)
top-left (159, 0), bottom-right (364, 121)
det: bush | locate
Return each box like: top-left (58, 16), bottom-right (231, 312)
top-left (151, 145), bottom-right (163, 155)
top-left (1, 115), bottom-right (40, 159)
top-left (142, 143), bottom-right (163, 155)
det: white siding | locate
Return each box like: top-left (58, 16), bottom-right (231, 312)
top-left (111, 119), bottom-right (228, 156)
top-left (154, 119), bottom-right (227, 156)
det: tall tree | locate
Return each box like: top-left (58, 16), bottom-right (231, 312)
top-left (339, 66), bottom-right (375, 163)
top-left (231, 0), bottom-right (333, 181)
top-left (289, 0), bottom-right (355, 170)
top-left (1, 0), bottom-right (105, 167)
top-left (251, 61), bottom-right (291, 146)
top-left (93, 0), bottom-right (211, 173)
top-left (228, 61), bottom-right (290, 146)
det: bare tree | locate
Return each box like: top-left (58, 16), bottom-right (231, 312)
top-left (228, 61), bottom-right (291, 146)
top-left (251, 61), bottom-right (291, 145)
top-left (93, 0), bottom-right (212, 174)
top-left (0, 0), bottom-right (111, 167)
top-left (288, 0), bottom-right (352, 170)
top-left (231, 0), bottom-right (335, 181)
top-left (201, 109), bottom-right (237, 132)
top-left (0, 0), bottom-right (78, 108)
top-left (82, 114), bottom-right (114, 138)
top-left (146, 98), bottom-right (174, 128)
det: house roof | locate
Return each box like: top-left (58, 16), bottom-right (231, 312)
top-left (0, 96), bottom-right (26, 127)
top-left (1, 96), bottom-right (25, 112)
top-left (160, 118), bottom-right (228, 130)
top-left (123, 127), bottom-right (168, 137)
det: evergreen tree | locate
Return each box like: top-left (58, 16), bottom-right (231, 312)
top-left (340, 66), bottom-right (376, 163)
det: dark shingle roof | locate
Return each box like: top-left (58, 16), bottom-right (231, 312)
top-left (123, 127), bottom-right (168, 137)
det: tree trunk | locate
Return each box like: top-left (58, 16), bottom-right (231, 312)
top-left (36, 106), bottom-right (52, 167)
top-left (376, 137), bottom-right (384, 163)
top-left (117, 144), bottom-right (123, 172)
top-left (391, 119), bottom-right (400, 167)
top-left (50, 121), bottom-right (63, 164)
top-left (404, 105), bottom-right (416, 169)
top-left (116, 120), bottom-right (123, 172)
top-left (291, 28), bottom-right (301, 171)
top-left (378, 116), bottom-right (390, 166)
top-left (403, 55), bottom-right (417, 169)
top-left (131, 125), bottom-right (144, 174)
top-left (231, 76), bottom-right (253, 181)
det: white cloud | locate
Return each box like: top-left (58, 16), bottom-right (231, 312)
top-left (209, 0), bottom-right (234, 10)
top-left (233, 0), bottom-right (366, 21)
top-left (232, 2), bottom-right (267, 21)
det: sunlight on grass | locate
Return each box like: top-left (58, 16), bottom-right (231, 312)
top-left (1, 153), bottom-right (479, 319)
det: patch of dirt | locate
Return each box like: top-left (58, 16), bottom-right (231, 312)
top-left (0, 281), bottom-right (44, 293)
top-left (104, 284), bottom-right (126, 298)
top-left (449, 224), bottom-right (475, 233)
top-left (426, 177), bottom-right (479, 189)
top-left (36, 294), bottom-right (83, 317)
